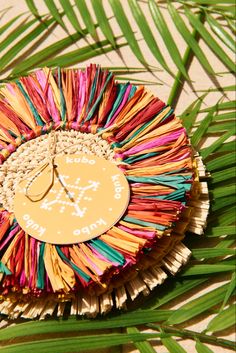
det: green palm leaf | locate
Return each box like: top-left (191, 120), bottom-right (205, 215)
top-left (109, 0), bottom-right (148, 66)
top-left (0, 17), bottom-right (55, 73)
top-left (0, 14), bottom-right (24, 35)
top-left (211, 167), bottom-right (236, 184)
top-left (161, 337), bottom-right (188, 353)
top-left (0, 332), bottom-right (164, 353)
top-left (10, 31), bottom-right (83, 75)
top-left (39, 39), bottom-right (126, 68)
top-left (184, 6), bottom-right (235, 71)
top-left (0, 17), bottom-right (38, 53)
top-left (0, 310), bottom-right (171, 340)
top-left (206, 304), bottom-right (236, 332)
top-left (220, 272), bottom-right (236, 309)
top-left (181, 263), bottom-right (235, 276)
top-left (127, 0), bottom-right (172, 74)
top-left (192, 248), bottom-right (235, 259)
top-left (25, 0), bottom-right (40, 18)
top-left (44, 0), bottom-right (67, 30)
top-left (127, 327), bottom-right (157, 353)
top-left (167, 2), bottom-right (215, 75)
top-left (195, 340), bottom-right (214, 353)
top-left (75, 0), bottom-right (97, 40)
top-left (59, 0), bottom-right (82, 33)
top-left (91, 0), bottom-right (116, 47)
top-left (166, 283), bottom-right (232, 325)
top-left (206, 13), bottom-right (235, 52)
top-left (202, 129), bottom-right (236, 159)
top-left (149, 0), bottom-right (189, 79)
top-left (143, 278), bottom-right (208, 309)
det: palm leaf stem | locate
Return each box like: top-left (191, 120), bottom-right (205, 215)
top-left (147, 324), bottom-right (235, 350)
top-left (167, 10), bottom-right (205, 109)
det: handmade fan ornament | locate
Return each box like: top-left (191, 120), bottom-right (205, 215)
top-left (0, 65), bottom-right (209, 319)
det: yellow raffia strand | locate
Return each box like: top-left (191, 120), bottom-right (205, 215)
top-left (24, 233), bottom-right (30, 282)
top-left (119, 220), bottom-right (157, 232)
top-left (117, 108), bottom-right (172, 153)
top-left (0, 112), bottom-right (21, 136)
top-left (44, 244), bottom-right (75, 293)
top-left (108, 226), bottom-right (147, 246)
top-left (62, 69), bottom-right (73, 121)
top-left (43, 68), bottom-right (61, 112)
top-left (1, 231), bottom-right (22, 268)
top-left (125, 157), bottom-right (192, 176)
top-left (1, 84), bottom-right (36, 130)
top-left (115, 89), bottom-right (154, 129)
top-left (100, 234), bottom-right (140, 254)
top-left (78, 244), bottom-right (112, 275)
top-left (135, 117), bottom-right (182, 145)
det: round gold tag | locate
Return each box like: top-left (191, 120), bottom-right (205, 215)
top-left (14, 154), bottom-right (130, 244)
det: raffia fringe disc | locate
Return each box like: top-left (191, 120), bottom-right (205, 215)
top-left (0, 66), bottom-right (209, 318)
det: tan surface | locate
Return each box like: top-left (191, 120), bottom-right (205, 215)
top-left (0, 1), bottom-right (235, 352)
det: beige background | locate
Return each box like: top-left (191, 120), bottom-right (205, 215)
top-left (0, 1), bottom-right (235, 352)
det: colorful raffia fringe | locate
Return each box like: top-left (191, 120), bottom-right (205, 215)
top-left (0, 65), bottom-right (209, 318)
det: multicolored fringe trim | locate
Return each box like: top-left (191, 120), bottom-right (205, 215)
top-left (0, 65), bottom-right (208, 318)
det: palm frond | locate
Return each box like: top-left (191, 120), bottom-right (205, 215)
top-left (206, 304), bottom-right (236, 333)
top-left (44, 0), bottom-right (67, 30)
top-left (166, 283), bottom-right (231, 325)
top-left (184, 6), bottom-right (235, 71)
top-left (149, 0), bottom-right (189, 79)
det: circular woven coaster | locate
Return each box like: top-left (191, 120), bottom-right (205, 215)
top-left (0, 65), bottom-right (209, 319)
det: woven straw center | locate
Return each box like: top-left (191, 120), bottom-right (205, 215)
top-left (0, 130), bottom-right (115, 212)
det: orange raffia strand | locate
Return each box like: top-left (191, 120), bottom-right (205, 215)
top-left (29, 238), bottom-right (37, 288)
top-left (126, 211), bottom-right (172, 226)
top-left (76, 243), bottom-right (112, 275)
top-left (107, 86), bottom-right (144, 131)
top-left (0, 126), bottom-right (15, 144)
top-left (115, 89), bottom-right (154, 129)
top-left (120, 129), bottom-right (187, 160)
top-left (1, 230), bottom-right (23, 269)
top-left (123, 119), bottom-right (182, 154)
top-left (125, 157), bottom-right (192, 176)
top-left (118, 106), bottom-right (172, 151)
top-left (69, 247), bottom-right (99, 283)
top-left (24, 233), bottom-right (30, 283)
top-left (136, 117), bottom-right (182, 144)
top-left (97, 79), bottom-right (114, 124)
top-left (44, 244), bottom-right (75, 293)
top-left (131, 147), bottom-right (191, 169)
top-left (1, 84), bottom-right (37, 130)
top-left (20, 76), bottom-right (51, 125)
top-left (119, 219), bottom-right (158, 233)
top-left (75, 244), bottom-right (108, 275)
top-left (76, 102), bottom-right (86, 125)
top-left (130, 185), bottom-right (171, 195)
top-left (0, 213), bottom-right (12, 241)
top-left (0, 213), bottom-right (10, 240)
top-left (76, 68), bottom-right (92, 125)
top-left (157, 148), bottom-right (191, 166)
top-left (107, 226), bottom-right (147, 246)
top-left (129, 142), bottom-right (175, 158)
top-left (0, 112), bottom-right (21, 136)
top-left (100, 234), bottom-right (141, 255)
top-left (43, 68), bottom-right (61, 113)
top-left (147, 134), bottom-right (189, 163)
top-left (62, 69), bottom-right (74, 122)
top-left (0, 139), bottom-right (8, 148)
